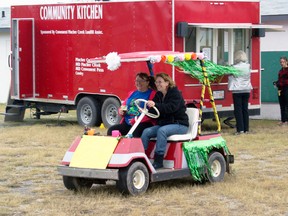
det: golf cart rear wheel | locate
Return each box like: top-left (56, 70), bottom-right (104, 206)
top-left (207, 152), bottom-right (226, 183)
top-left (116, 162), bottom-right (149, 196)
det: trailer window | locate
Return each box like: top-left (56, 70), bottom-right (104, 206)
top-left (185, 27), bottom-right (213, 61)
top-left (185, 27), bottom-right (196, 53)
top-left (200, 28), bottom-right (213, 61)
top-left (217, 29), bottom-right (229, 65)
top-left (185, 26), bottom-right (250, 65)
top-left (233, 29), bottom-right (249, 63)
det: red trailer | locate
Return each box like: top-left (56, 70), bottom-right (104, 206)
top-left (4, 0), bottom-right (268, 128)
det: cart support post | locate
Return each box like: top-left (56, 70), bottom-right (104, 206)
top-left (199, 59), bottom-right (221, 133)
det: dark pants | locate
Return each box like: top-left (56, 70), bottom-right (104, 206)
top-left (107, 121), bottom-right (153, 137)
top-left (278, 87), bottom-right (288, 123)
top-left (233, 93), bottom-right (250, 132)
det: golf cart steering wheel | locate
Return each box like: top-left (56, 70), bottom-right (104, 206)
top-left (134, 99), bottom-right (160, 119)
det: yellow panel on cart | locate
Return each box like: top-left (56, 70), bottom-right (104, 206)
top-left (69, 135), bottom-right (119, 169)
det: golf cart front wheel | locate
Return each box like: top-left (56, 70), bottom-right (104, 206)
top-left (206, 152), bottom-right (226, 183)
top-left (116, 161), bottom-right (149, 196)
top-left (63, 176), bottom-right (93, 191)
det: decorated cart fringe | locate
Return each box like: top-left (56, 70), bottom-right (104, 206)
top-left (183, 136), bottom-right (231, 182)
top-left (169, 59), bottom-right (240, 83)
top-left (103, 52), bottom-right (241, 83)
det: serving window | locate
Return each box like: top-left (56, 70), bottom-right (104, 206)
top-left (185, 26), bottom-right (250, 66)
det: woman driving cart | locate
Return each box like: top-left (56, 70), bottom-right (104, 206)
top-left (141, 73), bottom-right (189, 169)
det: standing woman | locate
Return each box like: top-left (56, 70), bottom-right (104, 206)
top-left (228, 50), bottom-right (252, 135)
top-left (107, 72), bottom-right (156, 137)
top-left (141, 73), bottom-right (189, 169)
top-left (274, 56), bottom-right (288, 125)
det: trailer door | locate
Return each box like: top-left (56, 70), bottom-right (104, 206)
top-left (11, 19), bottom-right (34, 99)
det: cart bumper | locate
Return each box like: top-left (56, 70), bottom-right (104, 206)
top-left (57, 166), bottom-right (119, 180)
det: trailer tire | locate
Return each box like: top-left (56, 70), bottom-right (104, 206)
top-left (77, 96), bottom-right (101, 127)
top-left (206, 152), bottom-right (226, 183)
top-left (116, 162), bottom-right (149, 196)
top-left (101, 97), bottom-right (121, 128)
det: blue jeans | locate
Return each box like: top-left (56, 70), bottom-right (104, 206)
top-left (141, 124), bottom-right (188, 155)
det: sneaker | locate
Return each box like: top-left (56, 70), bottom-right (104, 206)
top-left (234, 131), bottom-right (244, 135)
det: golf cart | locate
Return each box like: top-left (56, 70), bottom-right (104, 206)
top-left (57, 51), bottom-right (234, 196)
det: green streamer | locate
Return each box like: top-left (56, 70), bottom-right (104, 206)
top-left (169, 59), bottom-right (240, 83)
top-left (183, 136), bottom-right (231, 182)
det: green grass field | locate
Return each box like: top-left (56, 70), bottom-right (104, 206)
top-left (0, 104), bottom-right (287, 216)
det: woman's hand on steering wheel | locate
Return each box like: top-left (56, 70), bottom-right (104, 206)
top-left (134, 99), bottom-right (160, 119)
top-left (146, 100), bottom-right (155, 108)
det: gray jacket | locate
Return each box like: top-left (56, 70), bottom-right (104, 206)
top-left (228, 62), bottom-right (253, 93)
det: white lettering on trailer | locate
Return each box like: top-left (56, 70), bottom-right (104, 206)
top-left (56, 30), bottom-right (68, 34)
top-left (77, 5), bottom-right (103, 20)
top-left (94, 30), bottom-right (103, 35)
top-left (75, 72), bottom-right (84, 76)
top-left (75, 58), bottom-right (85, 62)
top-left (97, 68), bottom-right (104, 72)
top-left (92, 63), bottom-right (101, 67)
top-left (40, 5), bottom-right (75, 20)
top-left (40, 30), bottom-right (52, 35)
top-left (75, 57), bottom-right (104, 75)
top-left (81, 63), bottom-right (91, 67)
top-left (68, 30), bottom-right (77, 34)
top-left (40, 29), bottom-right (103, 35)
top-left (39, 5), bottom-right (103, 20)
top-left (81, 67), bottom-right (96, 72)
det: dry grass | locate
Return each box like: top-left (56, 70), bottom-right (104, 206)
top-left (0, 104), bottom-right (288, 216)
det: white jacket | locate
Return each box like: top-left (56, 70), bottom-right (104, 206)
top-left (228, 62), bottom-right (253, 93)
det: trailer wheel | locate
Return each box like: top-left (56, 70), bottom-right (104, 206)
top-left (116, 162), bottom-right (149, 196)
top-left (77, 96), bottom-right (101, 127)
top-left (206, 152), bottom-right (226, 183)
top-left (101, 97), bottom-right (121, 128)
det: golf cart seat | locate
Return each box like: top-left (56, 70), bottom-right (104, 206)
top-left (166, 107), bottom-right (199, 142)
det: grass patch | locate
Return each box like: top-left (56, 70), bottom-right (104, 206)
top-left (0, 104), bottom-right (288, 215)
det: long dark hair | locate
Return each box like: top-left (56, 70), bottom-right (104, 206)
top-left (136, 72), bottom-right (156, 90)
